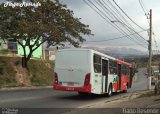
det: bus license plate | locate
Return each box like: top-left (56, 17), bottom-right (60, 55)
top-left (66, 87), bottom-right (74, 91)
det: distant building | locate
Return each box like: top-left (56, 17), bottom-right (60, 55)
top-left (1, 38), bottom-right (55, 60)
top-left (17, 39), bottom-right (43, 59)
top-left (152, 66), bottom-right (159, 75)
top-left (7, 39), bottom-right (17, 53)
top-left (45, 48), bottom-right (56, 60)
top-left (0, 39), bottom-right (8, 50)
top-left (151, 66), bottom-right (160, 83)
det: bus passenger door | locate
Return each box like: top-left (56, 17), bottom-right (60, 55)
top-left (102, 59), bottom-right (108, 93)
top-left (118, 64), bottom-right (122, 90)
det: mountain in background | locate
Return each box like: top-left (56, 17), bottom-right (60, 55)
top-left (83, 46), bottom-right (147, 58)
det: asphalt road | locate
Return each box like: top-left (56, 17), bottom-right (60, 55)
top-left (129, 68), bottom-right (148, 92)
top-left (0, 68), bottom-right (148, 114)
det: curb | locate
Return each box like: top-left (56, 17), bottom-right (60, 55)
top-left (0, 86), bottom-right (52, 91)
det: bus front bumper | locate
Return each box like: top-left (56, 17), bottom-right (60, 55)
top-left (53, 84), bottom-right (91, 93)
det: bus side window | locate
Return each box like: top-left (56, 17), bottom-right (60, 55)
top-left (94, 54), bottom-right (101, 73)
top-left (109, 60), bottom-right (117, 74)
top-left (122, 65), bottom-right (130, 75)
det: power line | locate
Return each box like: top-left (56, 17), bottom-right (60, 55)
top-left (139, 0), bottom-right (147, 14)
top-left (114, 21), bottom-right (148, 43)
top-left (112, 0), bottom-right (146, 31)
top-left (83, 0), bottom-right (113, 27)
top-left (139, 0), bottom-right (160, 55)
top-left (87, 30), bottom-right (147, 43)
top-left (101, 0), bottom-right (148, 44)
top-left (96, 0), bottom-right (148, 44)
top-left (153, 34), bottom-right (159, 55)
top-left (139, 0), bottom-right (150, 25)
top-left (106, 0), bottom-right (134, 29)
top-left (83, 0), bottom-right (148, 49)
top-left (84, 0), bottom-right (131, 37)
top-left (93, 0), bottom-right (148, 48)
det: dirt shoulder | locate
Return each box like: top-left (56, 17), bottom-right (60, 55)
top-left (101, 94), bottom-right (160, 108)
top-left (89, 91), bottom-right (160, 108)
top-left (63, 91), bottom-right (160, 114)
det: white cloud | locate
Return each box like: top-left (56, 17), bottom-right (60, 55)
top-left (60, 0), bottom-right (160, 52)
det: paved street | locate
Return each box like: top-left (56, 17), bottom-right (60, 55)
top-left (129, 68), bottom-right (148, 92)
top-left (0, 68), bottom-right (148, 114)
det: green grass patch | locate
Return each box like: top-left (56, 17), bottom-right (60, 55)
top-left (0, 49), bottom-right (9, 55)
top-left (138, 91), bottom-right (155, 98)
top-left (0, 56), bottom-right (55, 88)
top-left (28, 59), bottom-right (54, 86)
top-left (0, 77), bottom-right (17, 88)
top-left (0, 57), bottom-right (17, 88)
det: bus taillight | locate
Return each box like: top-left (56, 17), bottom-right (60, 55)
top-left (84, 73), bottom-right (90, 85)
top-left (54, 72), bottom-right (58, 84)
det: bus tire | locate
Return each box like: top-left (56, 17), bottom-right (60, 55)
top-left (107, 84), bottom-right (113, 97)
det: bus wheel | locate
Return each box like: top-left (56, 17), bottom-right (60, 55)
top-left (107, 84), bottom-right (113, 97)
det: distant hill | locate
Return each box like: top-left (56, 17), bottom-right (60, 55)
top-left (83, 46), bottom-right (147, 58)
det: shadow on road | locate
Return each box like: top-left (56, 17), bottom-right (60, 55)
top-left (53, 92), bottom-right (127, 101)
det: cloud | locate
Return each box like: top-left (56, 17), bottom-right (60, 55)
top-left (60, 0), bottom-right (160, 52)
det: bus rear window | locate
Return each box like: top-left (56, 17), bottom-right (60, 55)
top-left (94, 54), bottom-right (101, 73)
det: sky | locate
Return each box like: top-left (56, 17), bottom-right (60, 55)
top-left (1, 0), bottom-right (160, 53)
top-left (60, 0), bottom-right (160, 52)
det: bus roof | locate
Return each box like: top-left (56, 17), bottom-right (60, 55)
top-left (115, 59), bottom-right (132, 67)
top-left (57, 48), bottom-right (132, 67)
top-left (57, 48), bottom-right (115, 59)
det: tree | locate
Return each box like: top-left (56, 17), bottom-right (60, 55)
top-left (0, 0), bottom-right (92, 68)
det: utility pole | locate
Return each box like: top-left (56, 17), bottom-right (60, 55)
top-left (148, 9), bottom-right (152, 90)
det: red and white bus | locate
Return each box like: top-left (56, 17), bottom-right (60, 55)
top-left (53, 48), bottom-right (133, 96)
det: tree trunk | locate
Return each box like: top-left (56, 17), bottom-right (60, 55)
top-left (21, 47), bottom-right (32, 69)
top-left (22, 57), bottom-right (28, 68)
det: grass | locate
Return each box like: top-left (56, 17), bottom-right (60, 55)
top-left (0, 56), bottom-right (54, 88)
top-left (0, 57), bottom-right (17, 88)
top-left (28, 59), bottom-right (54, 86)
top-left (126, 55), bottom-right (160, 68)
top-left (138, 91), bottom-right (155, 98)
top-left (0, 49), bottom-right (9, 55)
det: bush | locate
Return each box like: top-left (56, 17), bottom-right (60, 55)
top-left (0, 49), bottom-right (9, 55)
top-left (28, 60), bottom-right (54, 86)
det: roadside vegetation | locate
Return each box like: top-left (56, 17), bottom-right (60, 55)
top-left (0, 49), bottom-right (9, 55)
top-left (126, 54), bottom-right (160, 68)
top-left (0, 57), bottom-right (16, 87)
top-left (28, 59), bottom-right (54, 86)
top-left (138, 81), bottom-right (160, 98)
top-left (138, 91), bottom-right (155, 98)
top-left (0, 0), bottom-right (92, 68)
top-left (0, 56), bottom-right (54, 88)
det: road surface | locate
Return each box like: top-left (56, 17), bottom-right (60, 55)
top-left (129, 68), bottom-right (148, 92)
top-left (0, 68), bottom-right (148, 114)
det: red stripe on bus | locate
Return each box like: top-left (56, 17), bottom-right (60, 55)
top-left (53, 84), bottom-right (92, 93)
